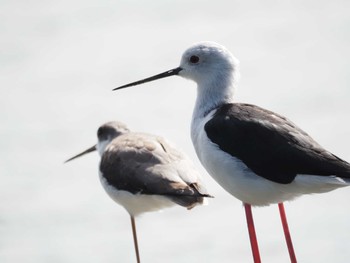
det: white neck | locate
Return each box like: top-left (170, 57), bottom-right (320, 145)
top-left (190, 73), bottom-right (236, 149)
top-left (192, 74), bottom-right (236, 121)
top-left (97, 139), bottom-right (111, 156)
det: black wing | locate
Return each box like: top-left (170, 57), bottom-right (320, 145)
top-left (204, 103), bottom-right (350, 184)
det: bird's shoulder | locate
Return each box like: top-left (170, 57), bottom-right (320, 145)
top-left (205, 103), bottom-right (311, 148)
top-left (208, 102), bottom-right (300, 131)
top-left (102, 133), bottom-right (174, 163)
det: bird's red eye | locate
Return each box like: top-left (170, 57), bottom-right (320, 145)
top-left (189, 55), bottom-right (199, 64)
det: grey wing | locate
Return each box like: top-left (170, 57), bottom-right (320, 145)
top-left (155, 136), bottom-right (212, 197)
top-left (100, 134), bottom-right (211, 208)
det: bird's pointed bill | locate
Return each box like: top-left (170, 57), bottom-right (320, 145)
top-left (65, 145), bottom-right (97, 163)
top-left (113, 67), bottom-right (182, 91)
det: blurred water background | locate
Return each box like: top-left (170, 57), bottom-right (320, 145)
top-left (1, 0), bottom-right (350, 262)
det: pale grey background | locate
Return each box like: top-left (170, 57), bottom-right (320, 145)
top-left (1, 0), bottom-right (350, 262)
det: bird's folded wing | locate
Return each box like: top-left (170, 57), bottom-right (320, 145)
top-left (205, 103), bottom-right (350, 184)
top-left (100, 136), bottom-right (208, 197)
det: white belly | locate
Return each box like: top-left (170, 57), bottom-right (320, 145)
top-left (191, 112), bottom-right (349, 206)
top-left (99, 174), bottom-right (175, 216)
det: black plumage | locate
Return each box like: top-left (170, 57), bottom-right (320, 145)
top-left (205, 103), bottom-right (350, 184)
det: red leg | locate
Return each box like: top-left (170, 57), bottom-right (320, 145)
top-left (278, 203), bottom-right (297, 263)
top-left (244, 203), bottom-right (261, 263)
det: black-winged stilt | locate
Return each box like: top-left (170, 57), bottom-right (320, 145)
top-left (65, 121), bottom-right (212, 263)
top-left (113, 41), bottom-right (350, 262)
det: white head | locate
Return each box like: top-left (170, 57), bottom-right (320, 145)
top-left (65, 121), bottom-right (130, 163)
top-left (178, 41), bottom-right (240, 87)
top-left (113, 41), bottom-right (240, 96)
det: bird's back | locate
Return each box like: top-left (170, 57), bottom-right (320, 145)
top-left (99, 132), bottom-right (211, 211)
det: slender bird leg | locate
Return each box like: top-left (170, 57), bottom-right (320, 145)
top-left (278, 203), bottom-right (297, 263)
top-left (244, 203), bottom-right (261, 263)
top-left (130, 216), bottom-right (141, 263)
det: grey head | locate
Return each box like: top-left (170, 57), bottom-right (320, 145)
top-left (96, 121), bottom-right (130, 156)
top-left (65, 121), bottom-right (130, 163)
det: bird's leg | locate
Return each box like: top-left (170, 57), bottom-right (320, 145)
top-left (130, 216), bottom-right (141, 263)
top-left (244, 203), bottom-right (261, 263)
top-left (278, 203), bottom-right (297, 263)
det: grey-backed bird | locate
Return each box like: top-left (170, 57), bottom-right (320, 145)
top-left (65, 121), bottom-right (212, 263)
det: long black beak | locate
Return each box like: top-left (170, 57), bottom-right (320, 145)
top-left (64, 145), bottom-right (97, 163)
top-left (113, 67), bottom-right (182, 91)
